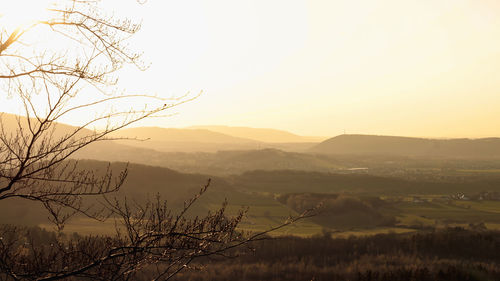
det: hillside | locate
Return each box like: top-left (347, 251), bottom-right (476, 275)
top-left (231, 169), bottom-right (500, 195)
top-left (0, 112), bottom-right (94, 140)
top-left (76, 144), bottom-right (346, 175)
top-left (77, 142), bottom-right (500, 178)
top-left (311, 134), bottom-right (500, 158)
top-left (108, 127), bottom-right (264, 152)
top-left (0, 160), bottom-right (297, 232)
top-left (107, 126), bottom-right (318, 152)
top-left (189, 125), bottom-right (326, 143)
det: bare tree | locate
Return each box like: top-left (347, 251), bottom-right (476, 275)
top-left (0, 184), bottom-right (313, 280)
top-left (0, 0), bottom-right (192, 227)
top-left (0, 1), bottom-right (313, 280)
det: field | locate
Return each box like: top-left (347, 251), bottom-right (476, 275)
top-left (21, 158), bottom-right (500, 238)
top-left (42, 195), bottom-right (500, 238)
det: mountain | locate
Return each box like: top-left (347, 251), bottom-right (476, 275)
top-left (0, 112), bottom-right (94, 139)
top-left (189, 125), bottom-right (326, 143)
top-left (108, 127), bottom-right (321, 153)
top-left (105, 127), bottom-right (264, 152)
top-left (0, 113), bottom-right (317, 154)
top-left (311, 134), bottom-right (500, 159)
top-left (111, 127), bottom-right (259, 143)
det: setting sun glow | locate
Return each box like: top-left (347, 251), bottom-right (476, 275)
top-left (2, 0), bottom-right (500, 138)
top-left (0, 0), bottom-right (55, 32)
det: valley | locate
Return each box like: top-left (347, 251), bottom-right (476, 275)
top-left (3, 113), bottom-right (500, 237)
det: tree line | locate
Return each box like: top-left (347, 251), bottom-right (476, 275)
top-left (171, 227), bottom-right (500, 281)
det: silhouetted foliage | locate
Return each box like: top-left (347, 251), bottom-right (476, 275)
top-left (169, 228), bottom-right (500, 281)
top-left (277, 193), bottom-right (396, 229)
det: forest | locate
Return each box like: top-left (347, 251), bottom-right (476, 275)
top-left (3, 225), bottom-right (499, 281)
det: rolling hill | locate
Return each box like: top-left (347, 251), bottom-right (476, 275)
top-left (0, 112), bottom-right (94, 140)
top-left (231, 169), bottom-right (500, 195)
top-left (189, 125), bottom-right (326, 143)
top-left (107, 126), bottom-right (320, 152)
top-left (311, 134), bottom-right (500, 159)
top-left (76, 144), bottom-right (346, 176)
top-left (0, 160), bottom-right (295, 228)
top-left (108, 127), bottom-right (263, 152)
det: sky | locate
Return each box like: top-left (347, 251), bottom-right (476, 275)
top-left (2, 0), bottom-right (500, 138)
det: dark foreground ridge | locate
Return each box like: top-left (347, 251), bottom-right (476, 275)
top-left (170, 227), bottom-right (500, 281)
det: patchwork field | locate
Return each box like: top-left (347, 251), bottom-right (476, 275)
top-left (40, 193), bottom-right (500, 238)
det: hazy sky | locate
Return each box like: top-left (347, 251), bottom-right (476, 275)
top-left (3, 0), bottom-right (500, 137)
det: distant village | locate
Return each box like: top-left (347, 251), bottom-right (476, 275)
top-left (412, 191), bottom-right (500, 203)
top-left (451, 191), bottom-right (500, 201)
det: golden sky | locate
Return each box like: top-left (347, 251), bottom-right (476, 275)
top-left (2, 0), bottom-right (500, 138)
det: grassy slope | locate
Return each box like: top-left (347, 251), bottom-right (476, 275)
top-left (18, 160), bottom-right (320, 236)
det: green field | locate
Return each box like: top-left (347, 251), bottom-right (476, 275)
top-left (47, 196), bottom-right (500, 238)
top-left (24, 159), bottom-right (500, 238)
top-left (393, 200), bottom-right (500, 229)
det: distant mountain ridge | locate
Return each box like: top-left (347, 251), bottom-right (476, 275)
top-left (108, 126), bottom-right (322, 152)
top-left (0, 112), bottom-right (94, 139)
top-left (108, 127), bottom-right (263, 152)
top-left (0, 113), bottom-right (318, 153)
top-left (188, 125), bottom-right (326, 143)
top-left (311, 134), bottom-right (500, 158)
top-left (6, 112), bottom-right (500, 159)
top-left (111, 127), bottom-right (258, 143)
